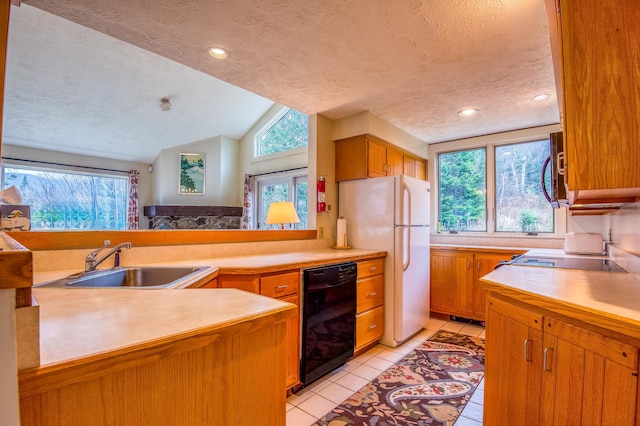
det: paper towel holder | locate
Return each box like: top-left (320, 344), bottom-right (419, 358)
top-left (332, 216), bottom-right (351, 249)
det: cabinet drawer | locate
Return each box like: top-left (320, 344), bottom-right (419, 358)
top-left (355, 306), bottom-right (384, 350)
top-left (357, 275), bottom-right (384, 314)
top-left (357, 258), bottom-right (385, 279)
top-left (260, 271), bottom-right (300, 298)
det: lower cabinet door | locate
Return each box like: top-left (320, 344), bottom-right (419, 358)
top-left (485, 297), bottom-right (543, 426)
top-left (540, 317), bottom-right (638, 425)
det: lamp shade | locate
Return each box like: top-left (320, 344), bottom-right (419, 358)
top-left (265, 201), bottom-right (300, 228)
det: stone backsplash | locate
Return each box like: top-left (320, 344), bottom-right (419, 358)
top-left (144, 205), bottom-right (242, 230)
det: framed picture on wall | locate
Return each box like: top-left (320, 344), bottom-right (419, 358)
top-left (179, 153), bottom-right (205, 195)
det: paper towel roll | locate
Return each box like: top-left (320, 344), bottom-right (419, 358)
top-left (336, 217), bottom-right (347, 247)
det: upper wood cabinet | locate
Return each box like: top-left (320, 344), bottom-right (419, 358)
top-left (545, 0), bottom-right (640, 204)
top-left (335, 134), bottom-right (427, 182)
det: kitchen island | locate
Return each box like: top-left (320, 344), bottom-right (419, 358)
top-left (481, 262), bottom-right (640, 425)
top-left (19, 287), bottom-right (296, 426)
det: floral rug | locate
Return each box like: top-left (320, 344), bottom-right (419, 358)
top-left (313, 330), bottom-right (485, 426)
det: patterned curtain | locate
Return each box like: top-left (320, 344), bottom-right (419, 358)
top-left (241, 174), bottom-right (255, 229)
top-left (127, 170), bottom-right (139, 230)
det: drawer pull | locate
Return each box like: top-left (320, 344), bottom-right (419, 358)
top-left (369, 292), bottom-right (377, 297)
top-left (275, 285), bottom-right (289, 291)
top-left (368, 267), bottom-right (377, 271)
top-left (543, 347), bottom-right (554, 372)
top-left (368, 324), bottom-right (377, 329)
top-left (523, 339), bottom-right (532, 362)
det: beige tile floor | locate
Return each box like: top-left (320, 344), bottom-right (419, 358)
top-left (286, 318), bottom-right (486, 426)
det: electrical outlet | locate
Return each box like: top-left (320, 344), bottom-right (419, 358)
top-left (318, 226), bottom-right (324, 238)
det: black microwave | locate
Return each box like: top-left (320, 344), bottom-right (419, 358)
top-left (541, 132), bottom-right (569, 208)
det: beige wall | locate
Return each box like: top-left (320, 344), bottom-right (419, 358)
top-left (611, 203), bottom-right (640, 254)
top-left (151, 135), bottom-right (241, 207)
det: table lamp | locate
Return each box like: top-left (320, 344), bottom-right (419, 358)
top-left (265, 201), bottom-right (300, 230)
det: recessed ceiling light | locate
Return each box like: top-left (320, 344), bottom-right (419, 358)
top-left (532, 93), bottom-right (551, 102)
top-left (207, 47), bottom-right (230, 60)
top-left (458, 108), bottom-right (479, 117)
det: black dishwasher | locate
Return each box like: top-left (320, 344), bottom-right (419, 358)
top-left (300, 262), bottom-right (357, 386)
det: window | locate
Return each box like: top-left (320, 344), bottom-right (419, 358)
top-left (257, 173), bottom-right (308, 230)
top-left (439, 148), bottom-right (487, 232)
top-left (255, 108), bottom-right (308, 157)
top-left (437, 138), bottom-right (555, 235)
top-left (1, 165), bottom-right (128, 230)
top-left (495, 140), bottom-right (553, 233)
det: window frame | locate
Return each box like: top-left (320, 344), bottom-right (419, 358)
top-left (255, 170), bottom-right (308, 230)
top-left (1, 161), bottom-right (130, 231)
top-left (252, 106), bottom-right (309, 161)
top-left (430, 127), bottom-right (566, 239)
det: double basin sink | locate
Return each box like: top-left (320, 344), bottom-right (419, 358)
top-left (36, 266), bottom-right (211, 289)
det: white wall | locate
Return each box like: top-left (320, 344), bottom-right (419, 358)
top-left (2, 144), bottom-right (152, 229)
top-left (611, 202), bottom-right (640, 254)
top-left (152, 135), bottom-right (241, 206)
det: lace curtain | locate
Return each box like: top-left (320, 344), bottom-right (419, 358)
top-left (127, 170), bottom-right (139, 230)
top-left (241, 174), bottom-right (255, 229)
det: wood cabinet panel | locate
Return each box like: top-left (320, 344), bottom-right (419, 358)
top-left (260, 270), bottom-right (299, 298)
top-left (485, 295), bottom-right (639, 425)
top-left (217, 274), bottom-right (259, 293)
top-left (280, 294), bottom-right (300, 389)
top-left (430, 250), bottom-right (474, 317)
top-left (356, 274), bottom-right (384, 314)
top-left (545, 0), bottom-right (640, 203)
top-left (367, 139), bottom-right (388, 178)
top-left (431, 247), bottom-right (524, 321)
top-left (485, 297), bottom-right (543, 426)
top-left (355, 306), bottom-right (384, 351)
top-left (335, 134), bottom-right (427, 181)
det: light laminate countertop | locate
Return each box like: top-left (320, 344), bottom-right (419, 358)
top-left (29, 249), bottom-right (386, 370)
top-left (481, 264), bottom-right (640, 341)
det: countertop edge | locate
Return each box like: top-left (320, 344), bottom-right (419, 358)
top-left (18, 299), bottom-right (296, 398)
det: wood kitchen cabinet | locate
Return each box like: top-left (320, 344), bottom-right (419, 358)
top-left (545, 0), bottom-right (640, 204)
top-left (430, 247), bottom-right (524, 321)
top-left (430, 250), bottom-right (474, 318)
top-left (355, 257), bottom-right (385, 352)
top-left (485, 295), bottom-right (639, 425)
top-left (215, 269), bottom-right (301, 389)
top-left (260, 270), bottom-right (301, 389)
top-left (335, 134), bottom-right (426, 182)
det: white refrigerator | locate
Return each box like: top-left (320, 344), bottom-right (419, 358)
top-left (339, 175), bottom-right (430, 347)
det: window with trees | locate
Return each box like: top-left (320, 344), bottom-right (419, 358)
top-left (255, 108), bottom-right (308, 157)
top-left (439, 148), bottom-right (487, 232)
top-left (438, 139), bottom-right (554, 235)
top-left (495, 140), bottom-right (552, 233)
top-left (1, 165), bottom-right (128, 230)
top-left (257, 173), bottom-right (308, 230)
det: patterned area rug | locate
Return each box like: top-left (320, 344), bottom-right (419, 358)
top-left (313, 330), bottom-right (485, 426)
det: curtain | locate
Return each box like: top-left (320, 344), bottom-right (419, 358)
top-left (241, 174), bottom-right (255, 229)
top-left (127, 170), bottom-right (139, 230)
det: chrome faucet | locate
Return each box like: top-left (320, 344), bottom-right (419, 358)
top-left (85, 240), bottom-right (132, 272)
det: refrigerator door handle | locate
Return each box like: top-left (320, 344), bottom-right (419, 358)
top-left (402, 181), bottom-right (411, 271)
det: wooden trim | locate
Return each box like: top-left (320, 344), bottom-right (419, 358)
top-left (7, 229), bottom-right (317, 251)
top-left (18, 304), bottom-right (295, 398)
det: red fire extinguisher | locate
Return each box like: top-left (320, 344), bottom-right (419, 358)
top-left (317, 176), bottom-right (326, 212)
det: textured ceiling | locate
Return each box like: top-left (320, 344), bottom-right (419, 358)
top-left (6, 0), bottom-right (559, 163)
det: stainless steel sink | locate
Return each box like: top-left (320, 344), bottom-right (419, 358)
top-left (36, 266), bottom-right (211, 289)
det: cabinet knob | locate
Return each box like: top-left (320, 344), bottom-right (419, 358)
top-left (369, 292), bottom-right (377, 297)
top-left (368, 324), bottom-right (377, 329)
